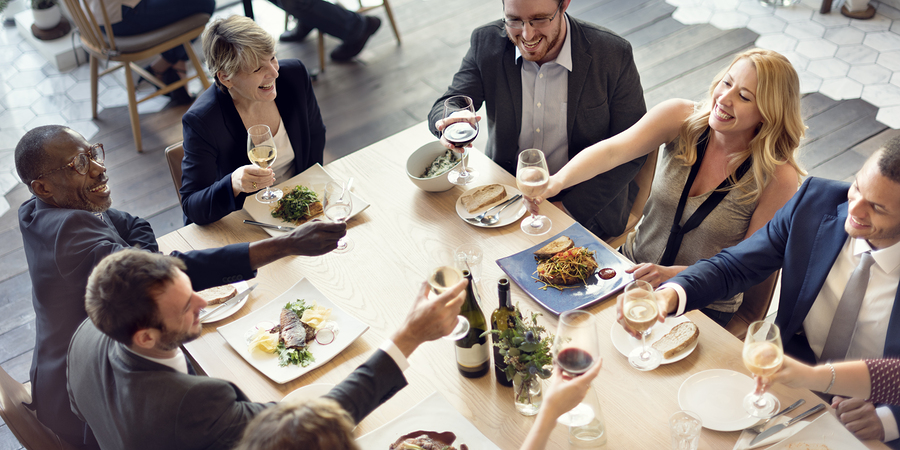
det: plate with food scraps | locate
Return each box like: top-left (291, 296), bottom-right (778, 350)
top-left (454, 184), bottom-right (527, 228)
top-left (243, 163), bottom-right (370, 237)
top-left (217, 278), bottom-right (368, 384)
top-left (677, 369), bottom-right (759, 432)
top-left (199, 280), bottom-right (250, 324)
top-left (609, 315), bottom-right (698, 364)
top-left (766, 408), bottom-right (867, 450)
top-left (495, 222), bottom-right (633, 314)
top-left (356, 391), bottom-right (501, 450)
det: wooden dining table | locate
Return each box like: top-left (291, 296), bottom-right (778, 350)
top-left (158, 122), bottom-right (887, 450)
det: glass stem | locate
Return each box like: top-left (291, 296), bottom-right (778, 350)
top-left (458, 148), bottom-right (468, 176)
top-left (640, 333), bottom-right (649, 360)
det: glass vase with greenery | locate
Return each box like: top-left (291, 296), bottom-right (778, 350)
top-left (484, 307), bottom-right (553, 414)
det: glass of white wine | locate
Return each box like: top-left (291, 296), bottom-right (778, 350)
top-left (323, 181), bottom-right (353, 253)
top-left (623, 280), bottom-right (663, 371)
top-left (742, 321), bottom-right (783, 418)
top-left (428, 265), bottom-right (470, 341)
top-left (247, 124), bottom-right (282, 204)
top-left (516, 148), bottom-right (552, 236)
top-left (442, 95), bottom-right (479, 186)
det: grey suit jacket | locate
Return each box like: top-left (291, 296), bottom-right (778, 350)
top-left (428, 16), bottom-right (647, 237)
top-left (67, 320), bottom-right (407, 450)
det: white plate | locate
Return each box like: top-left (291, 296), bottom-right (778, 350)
top-left (217, 278), bottom-right (369, 384)
top-left (677, 369), bottom-right (759, 432)
top-left (455, 184), bottom-right (527, 228)
top-left (200, 281), bottom-right (250, 324)
top-left (766, 409), bottom-right (867, 450)
top-left (609, 315), bottom-right (698, 364)
top-left (282, 383), bottom-right (336, 403)
top-left (356, 392), bottom-right (501, 449)
top-left (243, 163), bottom-right (370, 237)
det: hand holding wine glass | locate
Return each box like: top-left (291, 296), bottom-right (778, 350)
top-left (428, 265), bottom-right (470, 341)
top-left (247, 124), bottom-right (282, 204)
top-left (516, 149), bottom-right (552, 235)
top-left (622, 280), bottom-right (663, 371)
top-left (552, 310), bottom-right (600, 426)
top-left (743, 321), bottom-right (784, 418)
top-left (323, 181), bottom-right (353, 253)
top-left (442, 95), bottom-right (479, 185)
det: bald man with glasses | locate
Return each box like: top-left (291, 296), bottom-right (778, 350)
top-left (427, 0), bottom-right (647, 240)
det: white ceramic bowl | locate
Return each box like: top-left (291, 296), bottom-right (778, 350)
top-left (406, 141), bottom-right (461, 192)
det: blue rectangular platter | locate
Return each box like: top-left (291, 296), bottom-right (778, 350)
top-left (495, 222), bottom-right (633, 315)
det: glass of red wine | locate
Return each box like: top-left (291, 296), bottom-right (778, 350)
top-left (442, 95), bottom-right (479, 185)
top-left (552, 310), bottom-right (599, 426)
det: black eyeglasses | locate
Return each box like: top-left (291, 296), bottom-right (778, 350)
top-left (37, 143), bottom-right (105, 179)
top-left (503, 2), bottom-right (562, 30)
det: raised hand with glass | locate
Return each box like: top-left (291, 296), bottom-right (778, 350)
top-left (552, 310), bottom-right (600, 427)
top-left (442, 95), bottom-right (479, 185)
top-left (623, 280), bottom-right (663, 371)
top-left (516, 148), bottom-right (552, 235)
top-left (428, 266), bottom-right (470, 341)
top-left (743, 321), bottom-right (783, 418)
top-left (323, 181), bottom-right (353, 253)
top-left (246, 124), bottom-right (282, 204)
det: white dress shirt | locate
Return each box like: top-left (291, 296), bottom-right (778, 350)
top-left (516, 15), bottom-right (573, 175)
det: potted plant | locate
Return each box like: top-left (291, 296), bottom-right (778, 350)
top-left (486, 307), bottom-right (553, 416)
top-left (31, 0), bottom-right (61, 30)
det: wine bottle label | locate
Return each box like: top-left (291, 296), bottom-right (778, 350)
top-left (456, 342), bottom-right (489, 367)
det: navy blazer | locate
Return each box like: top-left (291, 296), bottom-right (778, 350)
top-left (181, 59), bottom-right (325, 225)
top-left (427, 16), bottom-right (647, 237)
top-left (18, 197), bottom-right (256, 445)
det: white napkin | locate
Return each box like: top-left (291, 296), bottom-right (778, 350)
top-left (732, 416), bottom-right (811, 450)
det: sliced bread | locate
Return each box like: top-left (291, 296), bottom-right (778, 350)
top-left (651, 322), bottom-right (699, 359)
top-left (196, 284), bottom-right (238, 306)
top-left (533, 236), bottom-right (574, 260)
top-left (460, 184), bottom-right (506, 213)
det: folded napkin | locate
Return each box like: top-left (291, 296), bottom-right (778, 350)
top-left (732, 416), bottom-right (811, 450)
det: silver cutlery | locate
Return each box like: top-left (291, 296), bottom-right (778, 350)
top-left (464, 194), bottom-right (523, 226)
top-left (199, 283), bottom-right (258, 321)
top-left (749, 403), bottom-right (826, 446)
top-left (243, 220), bottom-right (295, 231)
top-left (749, 398), bottom-right (805, 433)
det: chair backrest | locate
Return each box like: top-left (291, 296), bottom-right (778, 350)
top-left (725, 270), bottom-right (780, 340)
top-left (605, 145), bottom-right (659, 248)
top-left (0, 366), bottom-right (76, 450)
top-left (165, 142), bottom-right (185, 202)
top-left (61, 0), bottom-right (119, 56)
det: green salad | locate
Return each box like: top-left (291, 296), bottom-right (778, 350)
top-left (271, 186), bottom-right (319, 224)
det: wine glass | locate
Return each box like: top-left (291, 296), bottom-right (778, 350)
top-left (323, 181), bottom-right (353, 253)
top-left (428, 265), bottom-right (470, 341)
top-left (742, 321), bottom-right (783, 418)
top-left (623, 280), bottom-right (663, 371)
top-left (516, 148), bottom-right (552, 235)
top-left (442, 95), bottom-right (479, 185)
top-left (247, 124), bottom-right (282, 204)
top-left (552, 310), bottom-right (599, 426)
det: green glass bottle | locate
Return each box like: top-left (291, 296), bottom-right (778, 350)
top-left (456, 270), bottom-right (489, 378)
top-left (490, 277), bottom-right (517, 386)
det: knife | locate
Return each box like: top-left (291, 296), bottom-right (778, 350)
top-left (199, 283), bottom-right (258, 321)
top-left (749, 403), bottom-right (826, 446)
top-left (243, 220), bottom-right (295, 232)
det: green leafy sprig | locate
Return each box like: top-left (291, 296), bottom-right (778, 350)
top-left (483, 306), bottom-right (553, 385)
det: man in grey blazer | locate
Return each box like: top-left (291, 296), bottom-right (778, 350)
top-left (67, 249), bottom-right (466, 450)
top-left (428, 0), bottom-right (647, 239)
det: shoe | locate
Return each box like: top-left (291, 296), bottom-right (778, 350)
top-left (161, 67), bottom-right (194, 105)
top-left (330, 16), bottom-right (380, 62)
top-left (840, 4), bottom-right (876, 19)
top-left (280, 23), bottom-right (313, 43)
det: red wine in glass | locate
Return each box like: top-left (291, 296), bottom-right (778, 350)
top-left (444, 122), bottom-right (478, 148)
top-left (556, 347), bottom-right (594, 376)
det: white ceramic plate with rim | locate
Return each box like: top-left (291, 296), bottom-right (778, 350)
top-left (677, 369), bottom-right (759, 432)
top-left (281, 383), bottom-right (336, 403)
top-left (200, 281), bottom-right (250, 324)
top-left (455, 184), bottom-right (527, 228)
top-left (609, 315), bottom-right (698, 364)
top-left (217, 278), bottom-right (369, 384)
top-left (766, 408), bottom-right (867, 450)
top-left (243, 163), bottom-right (370, 237)
top-left (355, 391), bottom-right (501, 449)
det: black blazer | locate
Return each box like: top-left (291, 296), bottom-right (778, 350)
top-left (428, 16), bottom-right (647, 237)
top-left (181, 59), bottom-right (326, 225)
top-left (18, 197), bottom-right (256, 444)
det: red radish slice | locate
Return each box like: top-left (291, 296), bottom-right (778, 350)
top-left (315, 328), bottom-right (335, 345)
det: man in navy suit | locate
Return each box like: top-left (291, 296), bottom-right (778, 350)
top-left (15, 125), bottom-right (346, 449)
top-left (623, 137), bottom-right (900, 444)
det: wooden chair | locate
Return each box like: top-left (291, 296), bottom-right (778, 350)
top-left (605, 146), bottom-right (660, 249)
top-left (165, 141), bottom-right (185, 202)
top-left (725, 270), bottom-right (781, 340)
top-left (62, 0), bottom-right (211, 152)
top-left (285, 0), bottom-right (401, 75)
top-left (0, 365), bottom-right (76, 450)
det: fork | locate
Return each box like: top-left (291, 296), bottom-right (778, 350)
top-left (467, 194), bottom-right (522, 223)
top-left (749, 398), bottom-right (805, 433)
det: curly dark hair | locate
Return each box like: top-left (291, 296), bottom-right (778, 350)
top-left (877, 135), bottom-right (900, 185)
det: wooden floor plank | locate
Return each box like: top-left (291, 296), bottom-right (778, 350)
top-left (640, 28), bottom-right (759, 90)
top-left (622, 17), bottom-right (686, 49)
top-left (633, 24), bottom-right (731, 72)
top-left (600, 1), bottom-right (677, 37)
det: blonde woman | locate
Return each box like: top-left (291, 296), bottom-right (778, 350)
top-left (530, 49), bottom-right (805, 326)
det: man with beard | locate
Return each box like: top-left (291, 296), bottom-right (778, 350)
top-left (427, 0), bottom-right (647, 239)
top-left (15, 125), bottom-right (345, 449)
top-left (67, 249), bottom-right (467, 450)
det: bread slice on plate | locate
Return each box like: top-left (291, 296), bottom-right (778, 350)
top-left (533, 236), bottom-right (574, 260)
top-left (459, 184), bottom-right (506, 213)
top-left (196, 284), bottom-right (238, 306)
top-left (652, 322), bottom-right (699, 359)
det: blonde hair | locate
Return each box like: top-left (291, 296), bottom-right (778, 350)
top-left (675, 48), bottom-right (806, 203)
top-left (201, 15), bottom-right (276, 90)
top-left (233, 398), bottom-right (360, 450)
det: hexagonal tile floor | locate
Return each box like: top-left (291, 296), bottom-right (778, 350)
top-left (667, 0), bottom-right (900, 128)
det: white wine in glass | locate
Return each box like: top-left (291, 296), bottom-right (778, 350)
top-left (742, 321), bottom-right (783, 418)
top-left (516, 149), bottom-right (551, 235)
top-left (442, 95), bottom-right (479, 186)
top-left (247, 124), bottom-right (282, 204)
top-left (323, 181), bottom-right (353, 253)
top-left (623, 280), bottom-right (663, 371)
top-left (428, 266), bottom-right (470, 341)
